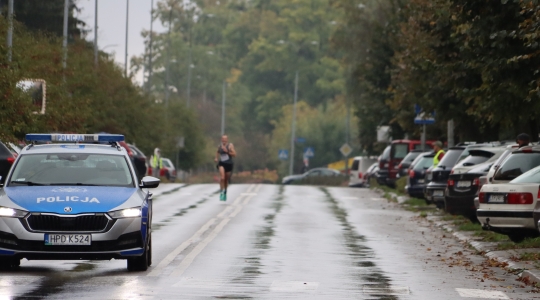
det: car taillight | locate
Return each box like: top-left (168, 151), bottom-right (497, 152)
top-left (472, 178), bottom-right (480, 186)
top-left (409, 170), bottom-right (415, 179)
top-left (358, 172), bottom-right (363, 179)
top-left (479, 192), bottom-right (485, 203)
top-left (507, 193), bottom-right (533, 204)
top-left (448, 179), bottom-right (455, 186)
top-left (7, 157), bottom-right (14, 164)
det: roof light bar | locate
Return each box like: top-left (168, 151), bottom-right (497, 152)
top-left (25, 134), bottom-right (125, 143)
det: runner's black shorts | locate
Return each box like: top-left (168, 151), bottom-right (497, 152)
top-left (217, 162), bottom-right (234, 173)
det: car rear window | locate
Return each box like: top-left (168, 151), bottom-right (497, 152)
top-left (402, 152), bottom-right (422, 165)
top-left (511, 165), bottom-right (540, 183)
top-left (437, 149), bottom-right (464, 168)
top-left (494, 153), bottom-right (540, 181)
top-left (162, 160), bottom-right (172, 168)
top-left (351, 159), bottom-right (360, 171)
top-left (413, 156), bottom-right (434, 171)
top-left (392, 143), bottom-right (409, 159)
top-left (0, 141), bottom-right (12, 156)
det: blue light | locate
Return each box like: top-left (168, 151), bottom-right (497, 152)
top-left (25, 134), bottom-right (125, 143)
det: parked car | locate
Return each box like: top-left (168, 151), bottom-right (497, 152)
top-left (160, 158), bottom-right (177, 182)
top-left (424, 146), bottom-right (466, 208)
top-left (364, 163), bottom-right (379, 185)
top-left (405, 152), bottom-right (435, 199)
top-left (127, 144), bottom-right (148, 180)
top-left (445, 161), bottom-right (494, 217)
top-left (349, 156), bottom-right (377, 187)
top-left (376, 146), bottom-right (391, 185)
top-left (478, 164), bottom-right (540, 242)
top-left (387, 140), bottom-right (434, 187)
top-left (282, 168), bottom-right (343, 185)
top-left (0, 141), bottom-right (17, 184)
top-left (397, 150), bottom-right (426, 178)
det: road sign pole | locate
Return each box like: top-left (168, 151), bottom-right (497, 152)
top-left (289, 71), bottom-right (299, 176)
top-left (421, 124), bottom-right (426, 152)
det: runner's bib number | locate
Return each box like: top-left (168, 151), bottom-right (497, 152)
top-left (220, 154), bottom-right (229, 161)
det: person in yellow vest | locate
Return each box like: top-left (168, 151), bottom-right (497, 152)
top-left (151, 148), bottom-right (163, 178)
top-left (433, 141), bottom-right (445, 167)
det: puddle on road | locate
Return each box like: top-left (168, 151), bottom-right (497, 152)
top-left (70, 262), bottom-right (96, 272)
top-left (152, 198), bottom-right (208, 231)
top-left (320, 188), bottom-right (399, 300)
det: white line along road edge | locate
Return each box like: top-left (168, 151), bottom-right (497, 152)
top-left (147, 184), bottom-right (259, 277)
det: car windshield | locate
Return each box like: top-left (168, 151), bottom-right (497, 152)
top-left (413, 156), bottom-right (434, 171)
top-left (391, 143), bottom-right (409, 159)
top-left (8, 153), bottom-right (134, 187)
top-left (494, 153), bottom-right (540, 181)
top-left (163, 160), bottom-right (172, 168)
top-left (437, 149), bottom-right (464, 168)
top-left (402, 152), bottom-right (422, 165)
top-left (381, 146), bottom-right (391, 160)
top-left (511, 165), bottom-right (540, 183)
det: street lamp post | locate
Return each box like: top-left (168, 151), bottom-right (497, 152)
top-left (289, 71), bottom-right (299, 176)
top-left (6, 0), bottom-right (13, 62)
top-left (62, 0), bottom-right (69, 71)
top-left (124, 0), bottom-right (129, 77)
top-left (94, 0), bottom-right (98, 67)
top-left (146, 0), bottom-right (154, 92)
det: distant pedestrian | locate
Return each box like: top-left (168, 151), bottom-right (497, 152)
top-left (433, 141), bottom-right (445, 167)
top-left (516, 133), bottom-right (530, 148)
top-left (151, 148), bottom-right (163, 178)
top-left (215, 135), bottom-right (236, 201)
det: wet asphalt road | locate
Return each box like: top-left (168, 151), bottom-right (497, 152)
top-left (2, 184), bottom-right (540, 299)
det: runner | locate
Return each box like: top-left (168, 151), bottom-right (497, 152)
top-left (215, 135), bottom-right (236, 201)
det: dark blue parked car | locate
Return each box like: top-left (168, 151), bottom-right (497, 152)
top-left (405, 152), bottom-right (435, 199)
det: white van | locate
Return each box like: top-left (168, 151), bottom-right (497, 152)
top-left (349, 156), bottom-right (377, 187)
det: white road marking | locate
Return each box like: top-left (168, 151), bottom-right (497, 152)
top-left (455, 288), bottom-right (509, 299)
top-left (172, 277), bottom-right (223, 289)
top-left (341, 197), bottom-right (359, 200)
top-left (147, 218), bottom-right (216, 277)
top-left (241, 193), bottom-right (258, 196)
top-left (362, 285), bottom-right (410, 295)
top-left (269, 281), bottom-right (319, 292)
top-left (170, 217), bottom-right (231, 277)
top-left (371, 198), bottom-right (386, 201)
top-left (255, 184), bottom-right (262, 193)
top-left (164, 184), bottom-right (259, 277)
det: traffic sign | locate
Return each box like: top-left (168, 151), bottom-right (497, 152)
top-left (340, 143), bottom-right (353, 157)
top-left (414, 112), bottom-right (435, 125)
top-left (304, 147), bottom-right (315, 158)
top-left (278, 149), bottom-right (289, 160)
top-left (296, 137), bottom-right (306, 143)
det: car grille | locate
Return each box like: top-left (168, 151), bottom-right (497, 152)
top-left (26, 214), bottom-right (110, 232)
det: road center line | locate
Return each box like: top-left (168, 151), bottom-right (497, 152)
top-left (147, 218), bottom-right (216, 277)
top-left (149, 184), bottom-right (259, 277)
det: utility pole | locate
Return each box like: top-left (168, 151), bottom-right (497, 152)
top-left (448, 119), bottom-right (455, 147)
top-left (289, 71), bottom-right (299, 176)
top-left (345, 94), bottom-right (351, 173)
top-left (62, 0), bottom-right (69, 71)
top-left (221, 81), bottom-right (226, 136)
top-left (146, 0), bottom-right (154, 92)
top-left (94, 0), bottom-right (98, 67)
top-left (124, 0), bottom-right (129, 77)
top-left (6, 0), bottom-right (13, 62)
top-left (186, 8), bottom-right (193, 108)
top-left (164, 8), bottom-right (173, 108)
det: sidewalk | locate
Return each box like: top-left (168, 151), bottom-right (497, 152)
top-left (375, 188), bottom-right (540, 287)
top-left (150, 183), bottom-right (186, 198)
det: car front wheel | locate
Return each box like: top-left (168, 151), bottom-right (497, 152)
top-left (127, 232), bottom-right (151, 271)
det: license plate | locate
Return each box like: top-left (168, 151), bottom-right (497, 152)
top-left (45, 234), bottom-right (91, 246)
top-left (433, 190), bottom-right (444, 197)
top-left (417, 179), bottom-right (425, 183)
top-left (457, 181), bottom-right (471, 188)
top-left (488, 194), bottom-right (505, 203)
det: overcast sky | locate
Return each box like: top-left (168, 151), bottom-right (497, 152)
top-left (76, 0), bottom-right (167, 84)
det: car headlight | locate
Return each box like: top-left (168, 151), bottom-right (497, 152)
top-left (108, 207), bottom-right (141, 219)
top-left (0, 207), bottom-right (28, 218)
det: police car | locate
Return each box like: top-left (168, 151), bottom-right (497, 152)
top-left (0, 134), bottom-right (159, 271)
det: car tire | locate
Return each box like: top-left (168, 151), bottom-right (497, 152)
top-left (127, 232), bottom-right (151, 271)
top-left (507, 232), bottom-right (527, 243)
top-left (0, 258), bottom-right (20, 269)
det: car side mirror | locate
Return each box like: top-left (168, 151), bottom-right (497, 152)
top-left (140, 176), bottom-right (160, 189)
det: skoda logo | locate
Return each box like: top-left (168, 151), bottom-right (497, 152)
top-left (64, 207), bottom-right (73, 213)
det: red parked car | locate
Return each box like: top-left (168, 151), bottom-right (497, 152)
top-left (387, 140), bottom-right (435, 186)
